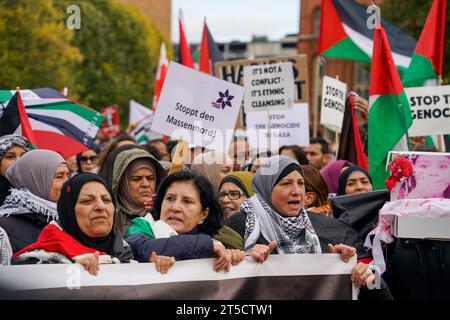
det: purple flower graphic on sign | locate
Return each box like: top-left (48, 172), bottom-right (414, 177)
top-left (216, 90), bottom-right (234, 109)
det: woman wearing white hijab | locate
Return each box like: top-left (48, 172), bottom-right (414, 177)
top-left (0, 149), bottom-right (69, 254)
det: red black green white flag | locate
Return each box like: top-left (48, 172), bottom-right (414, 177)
top-left (0, 88), bottom-right (104, 159)
top-left (402, 0), bottom-right (446, 87)
top-left (319, 0), bottom-right (416, 74)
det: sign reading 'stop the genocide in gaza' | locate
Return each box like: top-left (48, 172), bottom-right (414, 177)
top-left (214, 55), bottom-right (309, 104)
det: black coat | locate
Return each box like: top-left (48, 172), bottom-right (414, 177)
top-left (0, 213), bottom-right (49, 254)
top-left (0, 176), bottom-right (12, 207)
top-left (383, 238), bottom-right (450, 300)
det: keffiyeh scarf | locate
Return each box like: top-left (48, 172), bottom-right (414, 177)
top-left (242, 194), bottom-right (322, 254)
top-left (0, 188), bottom-right (58, 221)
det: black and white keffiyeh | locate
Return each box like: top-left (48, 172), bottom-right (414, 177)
top-left (0, 188), bottom-right (58, 221)
top-left (242, 194), bottom-right (321, 254)
top-left (0, 226), bottom-right (12, 266)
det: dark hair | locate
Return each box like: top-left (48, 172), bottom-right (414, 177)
top-left (310, 137), bottom-right (329, 155)
top-left (153, 171), bottom-right (224, 236)
top-left (76, 144), bottom-right (101, 173)
top-left (301, 165), bottom-right (329, 207)
top-left (413, 145), bottom-right (438, 152)
top-left (97, 134), bottom-right (136, 172)
top-left (244, 150), bottom-right (272, 172)
top-left (279, 145), bottom-right (309, 165)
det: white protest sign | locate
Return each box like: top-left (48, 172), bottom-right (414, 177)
top-left (243, 61), bottom-right (295, 113)
top-left (151, 62), bottom-right (244, 153)
top-left (405, 85), bottom-right (450, 136)
top-left (320, 76), bottom-right (347, 132)
top-left (246, 103), bottom-right (310, 150)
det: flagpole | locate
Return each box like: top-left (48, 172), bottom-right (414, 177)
top-left (437, 75), bottom-right (445, 151)
top-left (398, 101), bottom-right (412, 150)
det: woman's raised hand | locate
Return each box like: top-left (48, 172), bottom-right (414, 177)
top-left (250, 241), bottom-right (277, 263)
top-left (150, 251), bottom-right (176, 274)
top-left (76, 251), bottom-right (100, 276)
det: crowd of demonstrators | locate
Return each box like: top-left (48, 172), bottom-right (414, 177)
top-left (1, 126), bottom-right (449, 300)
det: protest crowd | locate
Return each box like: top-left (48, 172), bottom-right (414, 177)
top-left (0, 0), bottom-right (449, 301)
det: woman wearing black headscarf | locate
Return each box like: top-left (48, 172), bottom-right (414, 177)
top-left (13, 173), bottom-right (134, 274)
top-left (337, 166), bottom-right (373, 196)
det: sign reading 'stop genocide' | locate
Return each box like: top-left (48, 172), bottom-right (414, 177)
top-left (320, 76), bottom-right (347, 132)
top-left (151, 62), bottom-right (244, 154)
top-left (243, 62), bottom-right (295, 113)
top-left (405, 85), bottom-right (450, 136)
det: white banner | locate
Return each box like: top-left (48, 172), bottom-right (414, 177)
top-left (320, 76), bottom-right (347, 132)
top-left (246, 103), bottom-right (310, 150)
top-left (405, 85), bottom-right (450, 136)
top-left (0, 254), bottom-right (357, 300)
top-left (151, 62), bottom-right (244, 154)
top-left (243, 62), bottom-right (295, 113)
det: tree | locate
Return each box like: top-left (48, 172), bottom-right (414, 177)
top-left (0, 0), bottom-right (82, 93)
top-left (53, 0), bottom-right (171, 128)
top-left (381, 0), bottom-right (450, 84)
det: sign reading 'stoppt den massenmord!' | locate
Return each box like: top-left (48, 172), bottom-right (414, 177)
top-left (245, 103), bottom-right (310, 150)
top-left (320, 76), bottom-right (347, 132)
top-left (243, 61), bottom-right (295, 113)
top-left (151, 62), bottom-right (244, 153)
top-left (405, 85), bottom-right (450, 136)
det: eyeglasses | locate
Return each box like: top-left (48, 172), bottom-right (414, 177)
top-left (80, 155), bottom-right (98, 163)
top-left (218, 190), bottom-right (245, 200)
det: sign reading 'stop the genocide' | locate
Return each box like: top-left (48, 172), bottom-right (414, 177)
top-left (243, 61), bottom-right (295, 112)
top-left (320, 76), bottom-right (347, 132)
top-left (405, 85), bottom-right (450, 136)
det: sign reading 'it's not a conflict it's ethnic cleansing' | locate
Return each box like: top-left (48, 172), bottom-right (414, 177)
top-left (151, 62), bottom-right (244, 153)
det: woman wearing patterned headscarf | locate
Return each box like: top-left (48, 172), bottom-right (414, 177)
top-left (0, 149), bottom-right (69, 253)
top-left (0, 135), bottom-right (32, 206)
top-left (226, 155), bottom-right (376, 289)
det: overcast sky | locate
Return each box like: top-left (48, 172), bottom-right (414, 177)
top-left (171, 0), bottom-right (301, 43)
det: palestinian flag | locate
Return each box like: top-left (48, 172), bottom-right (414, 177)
top-left (368, 25), bottom-right (412, 190)
top-left (199, 20), bottom-right (223, 75)
top-left (178, 10), bottom-right (194, 69)
top-left (402, 0), bottom-right (446, 87)
top-left (319, 0), bottom-right (417, 74)
top-left (0, 88), bottom-right (104, 159)
top-left (337, 92), bottom-right (368, 171)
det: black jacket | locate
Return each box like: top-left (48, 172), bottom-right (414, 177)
top-left (383, 238), bottom-right (450, 300)
top-left (0, 213), bottom-right (49, 254)
top-left (0, 176), bottom-right (12, 207)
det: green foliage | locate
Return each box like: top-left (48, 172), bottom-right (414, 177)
top-left (0, 0), bottom-right (82, 93)
top-left (0, 0), bottom-right (172, 128)
top-left (381, 0), bottom-right (450, 84)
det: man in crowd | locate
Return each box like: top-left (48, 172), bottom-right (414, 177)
top-left (304, 137), bottom-right (331, 170)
